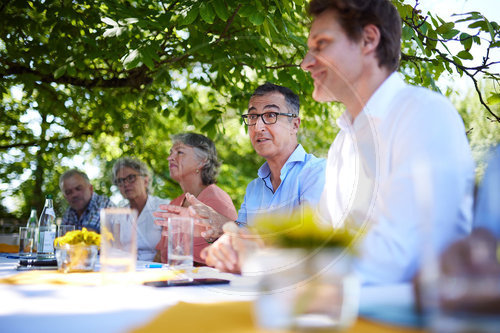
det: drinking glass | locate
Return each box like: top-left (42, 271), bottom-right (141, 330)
top-left (19, 227), bottom-right (35, 257)
top-left (57, 224), bottom-right (75, 238)
top-left (100, 208), bottom-right (138, 273)
top-left (168, 217), bottom-right (193, 268)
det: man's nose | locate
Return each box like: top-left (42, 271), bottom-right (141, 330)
top-left (301, 52), bottom-right (315, 72)
top-left (254, 115), bottom-right (267, 130)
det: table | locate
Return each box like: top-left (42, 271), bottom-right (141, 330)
top-left (0, 256), bottom-right (424, 333)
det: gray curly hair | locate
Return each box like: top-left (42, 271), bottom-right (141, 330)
top-left (172, 133), bottom-right (220, 185)
top-left (112, 157), bottom-right (152, 193)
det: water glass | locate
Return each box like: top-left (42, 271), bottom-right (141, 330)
top-left (244, 248), bottom-right (359, 330)
top-left (57, 224), bottom-right (75, 238)
top-left (168, 217), bottom-right (193, 268)
top-left (19, 227), bottom-right (35, 257)
top-left (100, 208), bottom-right (138, 273)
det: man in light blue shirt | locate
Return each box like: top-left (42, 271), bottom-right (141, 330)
top-left (188, 83), bottom-right (325, 271)
top-left (238, 143), bottom-right (325, 225)
top-left (235, 83), bottom-right (325, 226)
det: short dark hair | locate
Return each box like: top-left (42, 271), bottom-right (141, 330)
top-left (251, 82), bottom-right (300, 116)
top-left (308, 0), bottom-right (401, 72)
top-left (172, 133), bottom-right (220, 185)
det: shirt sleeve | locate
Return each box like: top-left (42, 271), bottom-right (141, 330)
top-left (299, 158), bottom-right (326, 208)
top-left (236, 191), bottom-right (249, 226)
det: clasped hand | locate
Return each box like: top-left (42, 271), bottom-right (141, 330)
top-left (153, 193), bottom-right (230, 242)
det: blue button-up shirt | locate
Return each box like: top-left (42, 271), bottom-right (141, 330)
top-left (62, 192), bottom-right (114, 233)
top-left (237, 144), bottom-right (326, 225)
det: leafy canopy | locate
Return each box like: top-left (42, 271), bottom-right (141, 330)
top-left (0, 0), bottom-right (499, 218)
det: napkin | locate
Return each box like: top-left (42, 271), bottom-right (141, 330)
top-left (131, 301), bottom-right (426, 333)
top-left (0, 269), bottom-right (181, 286)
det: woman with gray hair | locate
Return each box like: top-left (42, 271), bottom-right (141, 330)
top-left (113, 157), bottom-right (169, 261)
top-left (155, 133), bottom-right (237, 264)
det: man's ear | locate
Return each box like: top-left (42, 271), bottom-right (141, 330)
top-left (361, 24), bottom-right (381, 55)
top-left (291, 117), bottom-right (300, 134)
top-left (90, 184), bottom-right (94, 193)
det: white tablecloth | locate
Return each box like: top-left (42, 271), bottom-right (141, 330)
top-left (0, 256), bottom-right (416, 333)
top-left (0, 256), bottom-right (257, 333)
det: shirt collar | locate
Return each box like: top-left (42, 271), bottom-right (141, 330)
top-left (257, 144), bottom-right (306, 180)
top-left (336, 72), bottom-right (406, 130)
top-left (362, 72), bottom-right (406, 119)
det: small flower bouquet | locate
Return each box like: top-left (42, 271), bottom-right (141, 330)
top-left (54, 228), bottom-right (100, 273)
top-left (253, 207), bottom-right (358, 250)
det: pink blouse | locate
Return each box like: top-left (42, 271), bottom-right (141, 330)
top-left (155, 184), bottom-right (237, 264)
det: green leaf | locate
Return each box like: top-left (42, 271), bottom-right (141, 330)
top-left (141, 51), bottom-right (155, 70)
top-left (460, 33), bottom-right (473, 50)
top-left (212, 0), bottom-right (229, 21)
top-left (456, 50), bottom-right (473, 60)
top-left (67, 64), bottom-right (76, 76)
top-left (468, 20), bottom-right (487, 30)
top-left (485, 18), bottom-right (496, 42)
top-left (122, 49), bottom-right (141, 69)
top-left (487, 93), bottom-right (500, 105)
top-left (436, 22), bottom-right (454, 35)
top-left (53, 66), bottom-right (67, 79)
top-left (199, 2), bottom-right (216, 24)
top-left (181, 6), bottom-right (199, 26)
top-left (238, 5), bottom-right (254, 18)
top-left (249, 12), bottom-right (265, 26)
top-left (442, 29), bottom-right (459, 39)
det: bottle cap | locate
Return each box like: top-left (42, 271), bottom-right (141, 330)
top-left (46, 194), bottom-right (53, 199)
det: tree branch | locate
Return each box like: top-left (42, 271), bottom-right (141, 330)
top-left (1, 62), bottom-right (153, 89)
top-left (219, 4), bottom-right (243, 40)
top-left (0, 130), bottom-right (94, 150)
top-left (433, 49), bottom-right (500, 122)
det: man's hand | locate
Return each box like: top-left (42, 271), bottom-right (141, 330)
top-left (200, 222), bottom-right (264, 274)
top-left (153, 203), bottom-right (191, 228)
top-left (184, 193), bottom-right (232, 241)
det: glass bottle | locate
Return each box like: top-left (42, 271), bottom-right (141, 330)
top-left (37, 195), bottom-right (57, 259)
top-left (26, 207), bottom-right (38, 253)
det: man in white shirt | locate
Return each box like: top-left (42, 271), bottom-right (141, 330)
top-left (200, 0), bottom-right (474, 285)
top-left (301, 0), bottom-right (474, 284)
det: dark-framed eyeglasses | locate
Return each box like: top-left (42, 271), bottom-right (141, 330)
top-left (241, 112), bottom-right (298, 126)
top-left (115, 174), bottom-right (142, 186)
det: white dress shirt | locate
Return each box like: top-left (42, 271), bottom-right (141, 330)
top-left (319, 72), bottom-right (475, 285)
top-left (125, 195), bottom-right (169, 261)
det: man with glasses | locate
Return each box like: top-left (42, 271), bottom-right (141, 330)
top-left (236, 82), bottom-right (326, 224)
top-left (162, 83), bottom-right (326, 271)
top-left (60, 169), bottom-right (114, 233)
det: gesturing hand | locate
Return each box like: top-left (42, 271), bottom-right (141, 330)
top-left (184, 193), bottom-right (232, 241)
top-left (153, 203), bottom-right (191, 228)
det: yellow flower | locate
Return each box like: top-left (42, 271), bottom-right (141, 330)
top-left (253, 206), bottom-right (359, 252)
top-left (54, 228), bottom-right (101, 248)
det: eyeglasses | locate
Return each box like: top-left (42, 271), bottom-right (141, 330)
top-left (115, 174), bottom-right (141, 186)
top-left (241, 112), bottom-right (298, 126)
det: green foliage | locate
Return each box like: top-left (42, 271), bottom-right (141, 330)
top-left (0, 0), bottom-right (498, 218)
